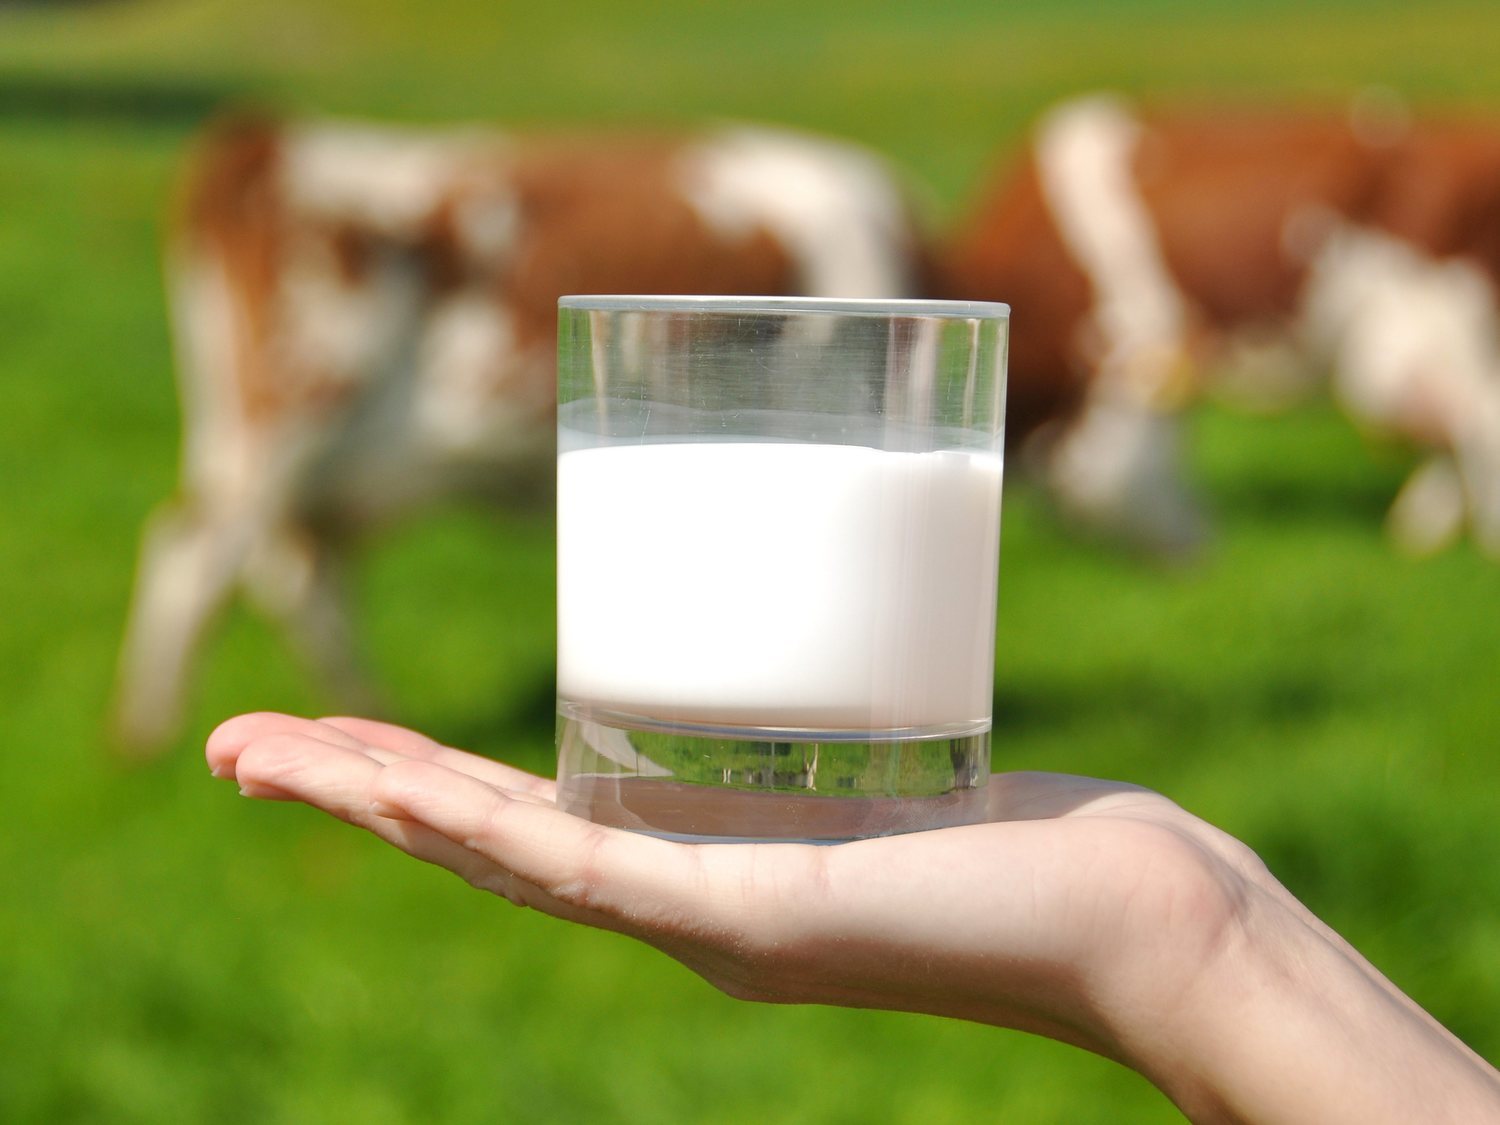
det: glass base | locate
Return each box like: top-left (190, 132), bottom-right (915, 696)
top-left (556, 710), bottom-right (990, 843)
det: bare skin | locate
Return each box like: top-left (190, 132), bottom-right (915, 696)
top-left (208, 712), bottom-right (1500, 1124)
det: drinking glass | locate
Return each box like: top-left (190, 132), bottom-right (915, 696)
top-left (556, 295), bottom-right (1009, 842)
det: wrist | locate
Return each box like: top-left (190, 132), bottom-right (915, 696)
top-left (1122, 880), bottom-right (1500, 1124)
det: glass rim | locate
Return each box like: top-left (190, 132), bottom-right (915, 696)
top-left (558, 294), bottom-right (1010, 319)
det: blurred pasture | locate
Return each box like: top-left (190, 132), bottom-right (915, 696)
top-left (2, 0), bottom-right (1498, 1120)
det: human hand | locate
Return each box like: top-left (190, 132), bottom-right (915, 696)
top-left (208, 713), bottom-right (1500, 1124)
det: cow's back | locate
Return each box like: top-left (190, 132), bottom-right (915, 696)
top-left (1132, 112), bottom-right (1385, 326)
top-left (167, 116), bottom-right (928, 524)
top-left (937, 155), bottom-right (1094, 450)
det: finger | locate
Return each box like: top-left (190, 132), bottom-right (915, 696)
top-left (370, 758), bottom-right (726, 936)
top-left (221, 719), bottom-right (593, 913)
top-left (316, 715), bottom-right (558, 801)
top-left (206, 711), bottom-right (547, 798)
top-left (208, 712), bottom-right (379, 779)
top-left (232, 727), bottom-right (408, 824)
top-left (230, 725), bottom-right (556, 904)
top-left (312, 715), bottom-right (449, 756)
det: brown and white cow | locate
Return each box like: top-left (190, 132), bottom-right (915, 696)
top-left (113, 114), bottom-right (928, 752)
top-left (939, 92), bottom-right (1500, 559)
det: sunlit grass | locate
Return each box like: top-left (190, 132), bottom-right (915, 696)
top-left (2, 1), bottom-right (1498, 1119)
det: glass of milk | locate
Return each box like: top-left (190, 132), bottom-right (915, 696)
top-left (556, 295), bottom-right (1009, 842)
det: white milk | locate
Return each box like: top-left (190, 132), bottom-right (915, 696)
top-left (557, 441), bottom-right (1003, 734)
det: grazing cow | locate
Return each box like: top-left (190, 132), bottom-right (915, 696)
top-left (939, 93), bottom-right (1500, 559)
top-left (113, 114), bottom-right (928, 753)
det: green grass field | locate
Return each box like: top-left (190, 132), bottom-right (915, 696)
top-left (3, 1), bottom-right (1499, 1120)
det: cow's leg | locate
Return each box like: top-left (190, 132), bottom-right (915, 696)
top-left (1386, 456), bottom-right (1466, 557)
top-left (112, 238), bottom-right (267, 755)
top-left (112, 500), bottom-right (254, 754)
top-left (1385, 413), bottom-right (1500, 560)
top-left (1447, 399), bottom-right (1500, 559)
top-left (1313, 233), bottom-right (1500, 559)
top-left (1032, 95), bottom-right (1205, 556)
top-left (1043, 389), bottom-right (1207, 556)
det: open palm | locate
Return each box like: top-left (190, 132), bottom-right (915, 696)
top-left (209, 713), bottom-right (1272, 1060)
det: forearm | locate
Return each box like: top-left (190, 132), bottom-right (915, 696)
top-left (1126, 890), bottom-right (1500, 1124)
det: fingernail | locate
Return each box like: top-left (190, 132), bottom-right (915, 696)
top-left (210, 765), bottom-right (229, 779)
top-left (237, 781), bottom-right (295, 802)
top-left (370, 799), bottom-right (411, 820)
